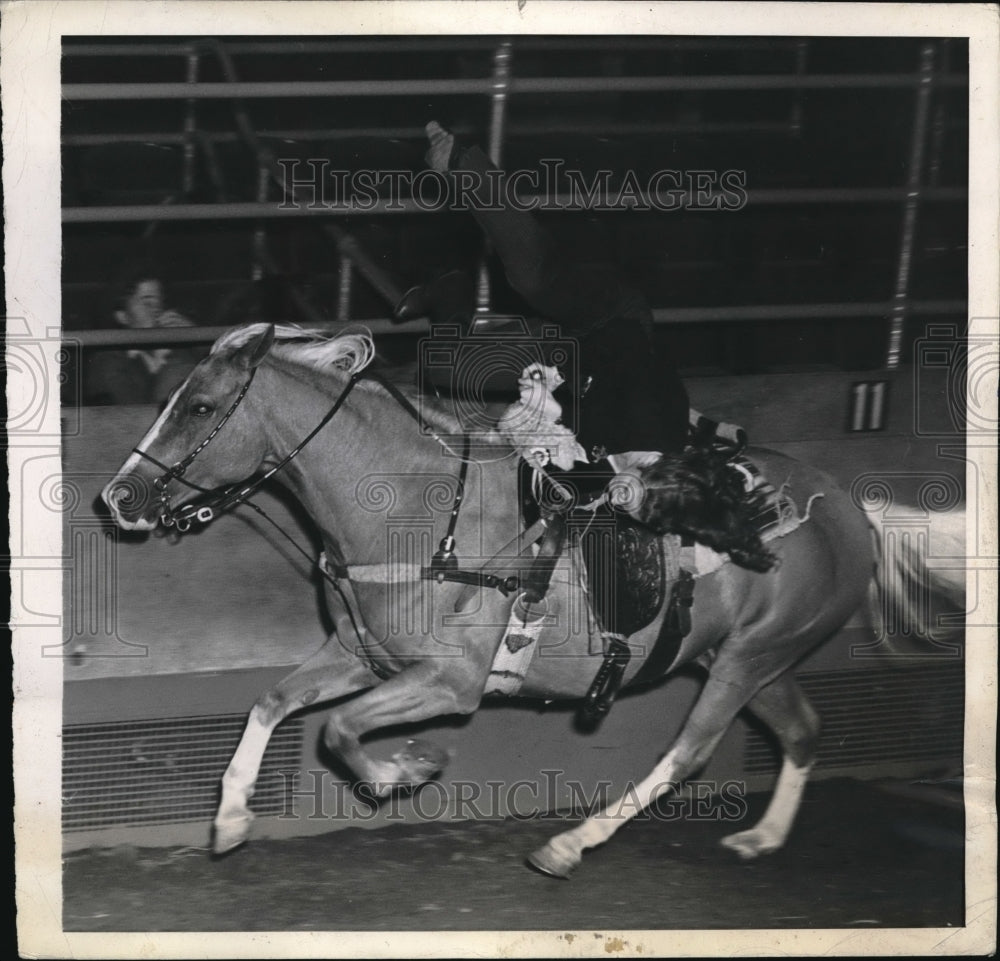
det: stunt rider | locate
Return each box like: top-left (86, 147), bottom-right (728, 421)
top-left (396, 122), bottom-right (777, 607)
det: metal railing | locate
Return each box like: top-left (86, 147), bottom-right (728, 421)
top-left (62, 37), bottom-right (968, 367)
top-left (62, 71), bottom-right (968, 102)
top-left (70, 299), bottom-right (967, 349)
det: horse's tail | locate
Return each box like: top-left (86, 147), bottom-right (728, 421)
top-left (865, 506), bottom-right (966, 649)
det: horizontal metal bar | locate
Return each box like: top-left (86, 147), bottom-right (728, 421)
top-left (652, 299), bottom-right (966, 324)
top-left (62, 186), bottom-right (968, 223)
top-left (66, 299), bottom-right (967, 347)
top-left (62, 119), bottom-right (797, 148)
top-left (69, 319), bottom-right (414, 347)
top-left (62, 77), bottom-right (492, 100)
top-left (62, 37), bottom-right (809, 58)
top-left (62, 72), bottom-right (968, 101)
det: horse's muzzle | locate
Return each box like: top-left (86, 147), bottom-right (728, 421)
top-left (101, 474), bottom-right (160, 531)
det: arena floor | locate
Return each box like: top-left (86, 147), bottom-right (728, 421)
top-left (63, 777), bottom-right (964, 933)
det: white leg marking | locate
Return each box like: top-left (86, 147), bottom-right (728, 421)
top-left (721, 757), bottom-right (812, 859)
top-left (218, 708), bottom-right (274, 810)
top-left (533, 748), bottom-right (683, 875)
top-left (213, 708), bottom-right (276, 851)
top-left (576, 747), bottom-right (682, 849)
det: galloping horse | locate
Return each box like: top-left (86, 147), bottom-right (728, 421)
top-left (101, 324), bottom-right (955, 877)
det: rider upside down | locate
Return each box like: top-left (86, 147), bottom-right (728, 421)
top-left (395, 121), bottom-right (777, 579)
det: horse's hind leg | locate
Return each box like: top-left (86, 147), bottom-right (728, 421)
top-left (719, 672), bottom-right (820, 859)
top-left (213, 635), bottom-right (375, 854)
top-left (528, 671), bottom-right (754, 878)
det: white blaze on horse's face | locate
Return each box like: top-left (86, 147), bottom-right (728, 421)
top-left (102, 385), bottom-right (189, 531)
top-left (102, 329), bottom-right (274, 531)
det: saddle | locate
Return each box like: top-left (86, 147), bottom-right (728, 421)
top-left (508, 418), bottom-right (796, 719)
top-left (477, 416), bottom-right (804, 716)
top-left (513, 460), bottom-right (696, 721)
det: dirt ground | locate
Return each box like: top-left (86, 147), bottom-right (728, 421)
top-left (63, 777), bottom-right (964, 933)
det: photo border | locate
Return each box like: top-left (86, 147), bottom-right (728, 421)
top-left (6, 2), bottom-right (997, 957)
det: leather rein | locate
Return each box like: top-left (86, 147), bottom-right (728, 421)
top-left (132, 361), bottom-right (526, 599)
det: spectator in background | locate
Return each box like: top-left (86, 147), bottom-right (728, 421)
top-left (83, 264), bottom-right (204, 406)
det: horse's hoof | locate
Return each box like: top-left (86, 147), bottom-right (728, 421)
top-left (392, 738), bottom-right (448, 783)
top-left (526, 840), bottom-right (578, 879)
top-left (212, 816), bottom-right (253, 855)
top-left (719, 827), bottom-right (780, 860)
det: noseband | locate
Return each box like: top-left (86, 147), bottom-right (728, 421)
top-left (133, 368), bottom-right (259, 530)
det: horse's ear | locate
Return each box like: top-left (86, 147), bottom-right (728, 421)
top-left (233, 324), bottom-right (275, 370)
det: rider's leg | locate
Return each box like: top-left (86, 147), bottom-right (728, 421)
top-left (425, 122), bottom-right (690, 453)
top-left (424, 124), bottom-right (779, 571)
top-left (425, 122), bottom-right (651, 335)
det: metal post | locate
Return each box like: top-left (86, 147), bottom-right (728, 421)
top-left (252, 164), bottom-right (269, 282)
top-left (477, 40), bottom-right (514, 314)
top-left (885, 43), bottom-right (936, 369)
top-left (790, 40), bottom-right (809, 135)
top-left (336, 255), bottom-right (354, 322)
top-left (926, 40), bottom-right (951, 188)
top-left (181, 51), bottom-right (200, 197)
top-left (487, 41), bottom-right (513, 165)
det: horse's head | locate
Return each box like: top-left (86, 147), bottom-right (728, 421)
top-left (102, 324), bottom-right (276, 531)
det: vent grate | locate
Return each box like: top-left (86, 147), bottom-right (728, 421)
top-left (63, 713), bottom-right (304, 831)
top-left (744, 663), bottom-right (964, 775)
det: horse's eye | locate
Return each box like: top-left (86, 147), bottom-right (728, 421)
top-left (190, 402), bottom-right (214, 418)
top-left (529, 368), bottom-right (542, 381)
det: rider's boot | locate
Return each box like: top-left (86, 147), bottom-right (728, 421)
top-left (424, 120), bottom-right (462, 173)
top-left (393, 269), bottom-right (474, 325)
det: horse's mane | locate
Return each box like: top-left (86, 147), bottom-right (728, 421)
top-left (213, 323), bottom-right (494, 441)
top-left (213, 323), bottom-right (376, 374)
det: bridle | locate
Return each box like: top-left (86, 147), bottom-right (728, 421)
top-left (131, 360), bottom-right (483, 582)
top-left (134, 367), bottom-right (259, 531)
top-left (133, 363), bottom-right (374, 532)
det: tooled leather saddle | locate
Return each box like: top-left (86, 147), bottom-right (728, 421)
top-left (518, 461), bottom-right (696, 718)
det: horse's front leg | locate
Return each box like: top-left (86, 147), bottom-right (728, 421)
top-left (213, 634), bottom-right (376, 854)
top-left (321, 659), bottom-right (484, 795)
